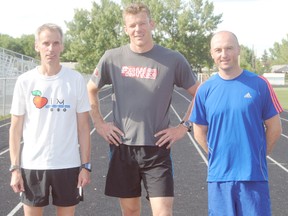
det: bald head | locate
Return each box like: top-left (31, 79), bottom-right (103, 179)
top-left (210, 31), bottom-right (239, 50)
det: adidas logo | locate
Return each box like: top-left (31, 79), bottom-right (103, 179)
top-left (244, 92), bottom-right (252, 98)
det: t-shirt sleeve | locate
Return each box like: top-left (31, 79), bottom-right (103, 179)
top-left (189, 86), bottom-right (208, 125)
top-left (174, 53), bottom-right (197, 89)
top-left (10, 78), bottom-right (26, 115)
top-left (77, 74), bottom-right (91, 113)
top-left (260, 76), bottom-right (283, 120)
top-left (90, 51), bottom-right (112, 89)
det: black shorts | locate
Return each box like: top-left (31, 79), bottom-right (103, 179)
top-left (21, 167), bottom-right (80, 207)
top-left (105, 144), bottom-right (174, 199)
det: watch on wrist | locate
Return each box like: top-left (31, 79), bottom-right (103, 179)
top-left (9, 165), bottom-right (21, 172)
top-left (180, 120), bottom-right (192, 132)
top-left (81, 162), bottom-right (92, 172)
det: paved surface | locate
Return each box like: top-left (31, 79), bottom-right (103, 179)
top-left (0, 87), bottom-right (287, 216)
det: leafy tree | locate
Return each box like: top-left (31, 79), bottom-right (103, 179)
top-left (269, 34), bottom-right (288, 65)
top-left (0, 34), bottom-right (22, 53)
top-left (65, 0), bottom-right (221, 73)
top-left (17, 35), bottom-right (38, 59)
top-left (137, 0), bottom-right (221, 71)
top-left (239, 45), bottom-right (256, 73)
top-left (64, 0), bottom-right (123, 73)
top-left (259, 50), bottom-right (271, 73)
top-left (0, 34), bottom-right (36, 58)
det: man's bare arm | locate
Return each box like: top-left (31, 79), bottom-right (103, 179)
top-left (193, 123), bottom-right (208, 154)
top-left (87, 80), bottom-right (123, 145)
top-left (9, 114), bottom-right (25, 193)
top-left (265, 114), bottom-right (282, 155)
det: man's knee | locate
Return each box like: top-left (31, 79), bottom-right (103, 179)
top-left (150, 197), bottom-right (174, 216)
top-left (119, 197), bottom-right (141, 216)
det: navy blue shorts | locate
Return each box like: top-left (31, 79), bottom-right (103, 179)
top-left (105, 144), bottom-right (174, 199)
top-left (208, 181), bottom-right (271, 216)
top-left (21, 168), bottom-right (80, 207)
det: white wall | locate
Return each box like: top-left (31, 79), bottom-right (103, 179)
top-left (263, 73), bottom-right (285, 85)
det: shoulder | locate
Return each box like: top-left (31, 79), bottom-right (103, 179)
top-left (17, 67), bottom-right (38, 81)
top-left (200, 74), bottom-right (219, 87)
top-left (243, 70), bottom-right (270, 86)
top-left (195, 74), bottom-right (220, 95)
top-left (104, 45), bottom-right (128, 57)
top-left (61, 66), bottom-right (85, 80)
top-left (154, 45), bottom-right (183, 57)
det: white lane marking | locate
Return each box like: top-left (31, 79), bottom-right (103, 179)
top-left (6, 202), bottom-right (23, 216)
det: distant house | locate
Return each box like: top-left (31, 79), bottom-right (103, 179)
top-left (263, 73), bottom-right (285, 85)
top-left (271, 65), bottom-right (288, 73)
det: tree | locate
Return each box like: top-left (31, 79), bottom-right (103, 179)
top-left (239, 45), bottom-right (256, 73)
top-left (138, 0), bottom-right (221, 71)
top-left (65, 0), bottom-right (222, 73)
top-left (269, 34), bottom-right (288, 65)
top-left (64, 0), bottom-right (123, 73)
top-left (0, 34), bottom-right (38, 59)
top-left (17, 35), bottom-right (38, 59)
top-left (0, 34), bottom-right (23, 53)
top-left (259, 50), bottom-right (271, 73)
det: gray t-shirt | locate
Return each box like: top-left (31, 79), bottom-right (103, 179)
top-left (91, 44), bottom-right (196, 146)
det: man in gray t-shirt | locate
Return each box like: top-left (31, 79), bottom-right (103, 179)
top-left (87, 2), bottom-right (199, 216)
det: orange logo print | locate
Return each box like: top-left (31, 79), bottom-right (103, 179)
top-left (32, 90), bottom-right (48, 109)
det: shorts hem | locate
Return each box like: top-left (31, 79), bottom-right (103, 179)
top-left (52, 201), bottom-right (80, 207)
top-left (21, 200), bottom-right (49, 207)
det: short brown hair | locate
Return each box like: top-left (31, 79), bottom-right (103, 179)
top-left (123, 2), bottom-right (151, 21)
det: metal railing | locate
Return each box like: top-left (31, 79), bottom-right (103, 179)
top-left (0, 47), bottom-right (39, 117)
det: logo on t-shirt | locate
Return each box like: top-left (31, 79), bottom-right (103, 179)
top-left (31, 90), bottom-right (70, 112)
top-left (93, 68), bottom-right (99, 77)
top-left (31, 90), bottom-right (48, 109)
top-left (121, 66), bottom-right (158, 80)
top-left (244, 92), bottom-right (252, 98)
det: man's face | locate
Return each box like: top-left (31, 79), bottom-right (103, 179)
top-left (35, 29), bottom-right (63, 64)
top-left (210, 33), bottom-right (240, 72)
top-left (124, 11), bottom-right (154, 50)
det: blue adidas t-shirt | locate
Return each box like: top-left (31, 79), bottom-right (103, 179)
top-left (190, 70), bottom-right (282, 182)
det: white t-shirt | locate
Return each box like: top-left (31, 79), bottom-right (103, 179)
top-left (10, 66), bottom-right (91, 170)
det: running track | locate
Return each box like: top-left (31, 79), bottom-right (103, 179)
top-left (0, 86), bottom-right (287, 216)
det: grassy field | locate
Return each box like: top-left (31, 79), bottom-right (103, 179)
top-left (274, 87), bottom-right (288, 110)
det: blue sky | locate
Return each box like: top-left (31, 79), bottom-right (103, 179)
top-left (0, 0), bottom-right (287, 56)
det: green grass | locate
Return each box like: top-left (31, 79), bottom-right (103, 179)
top-left (0, 114), bottom-right (10, 121)
top-left (274, 87), bottom-right (288, 110)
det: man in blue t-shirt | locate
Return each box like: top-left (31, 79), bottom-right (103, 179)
top-left (190, 31), bottom-right (283, 216)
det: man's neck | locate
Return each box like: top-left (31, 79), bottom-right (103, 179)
top-left (218, 67), bottom-right (243, 80)
top-left (38, 63), bottom-right (62, 76)
top-left (129, 42), bottom-right (154, 53)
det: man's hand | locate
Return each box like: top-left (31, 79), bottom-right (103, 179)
top-left (10, 170), bottom-right (25, 193)
top-left (154, 125), bottom-right (188, 149)
top-left (95, 121), bottom-right (124, 146)
top-left (77, 169), bottom-right (91, 188)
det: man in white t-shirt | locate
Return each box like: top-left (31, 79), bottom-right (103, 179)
top-left (9, 23), bottom-right (91, 216)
